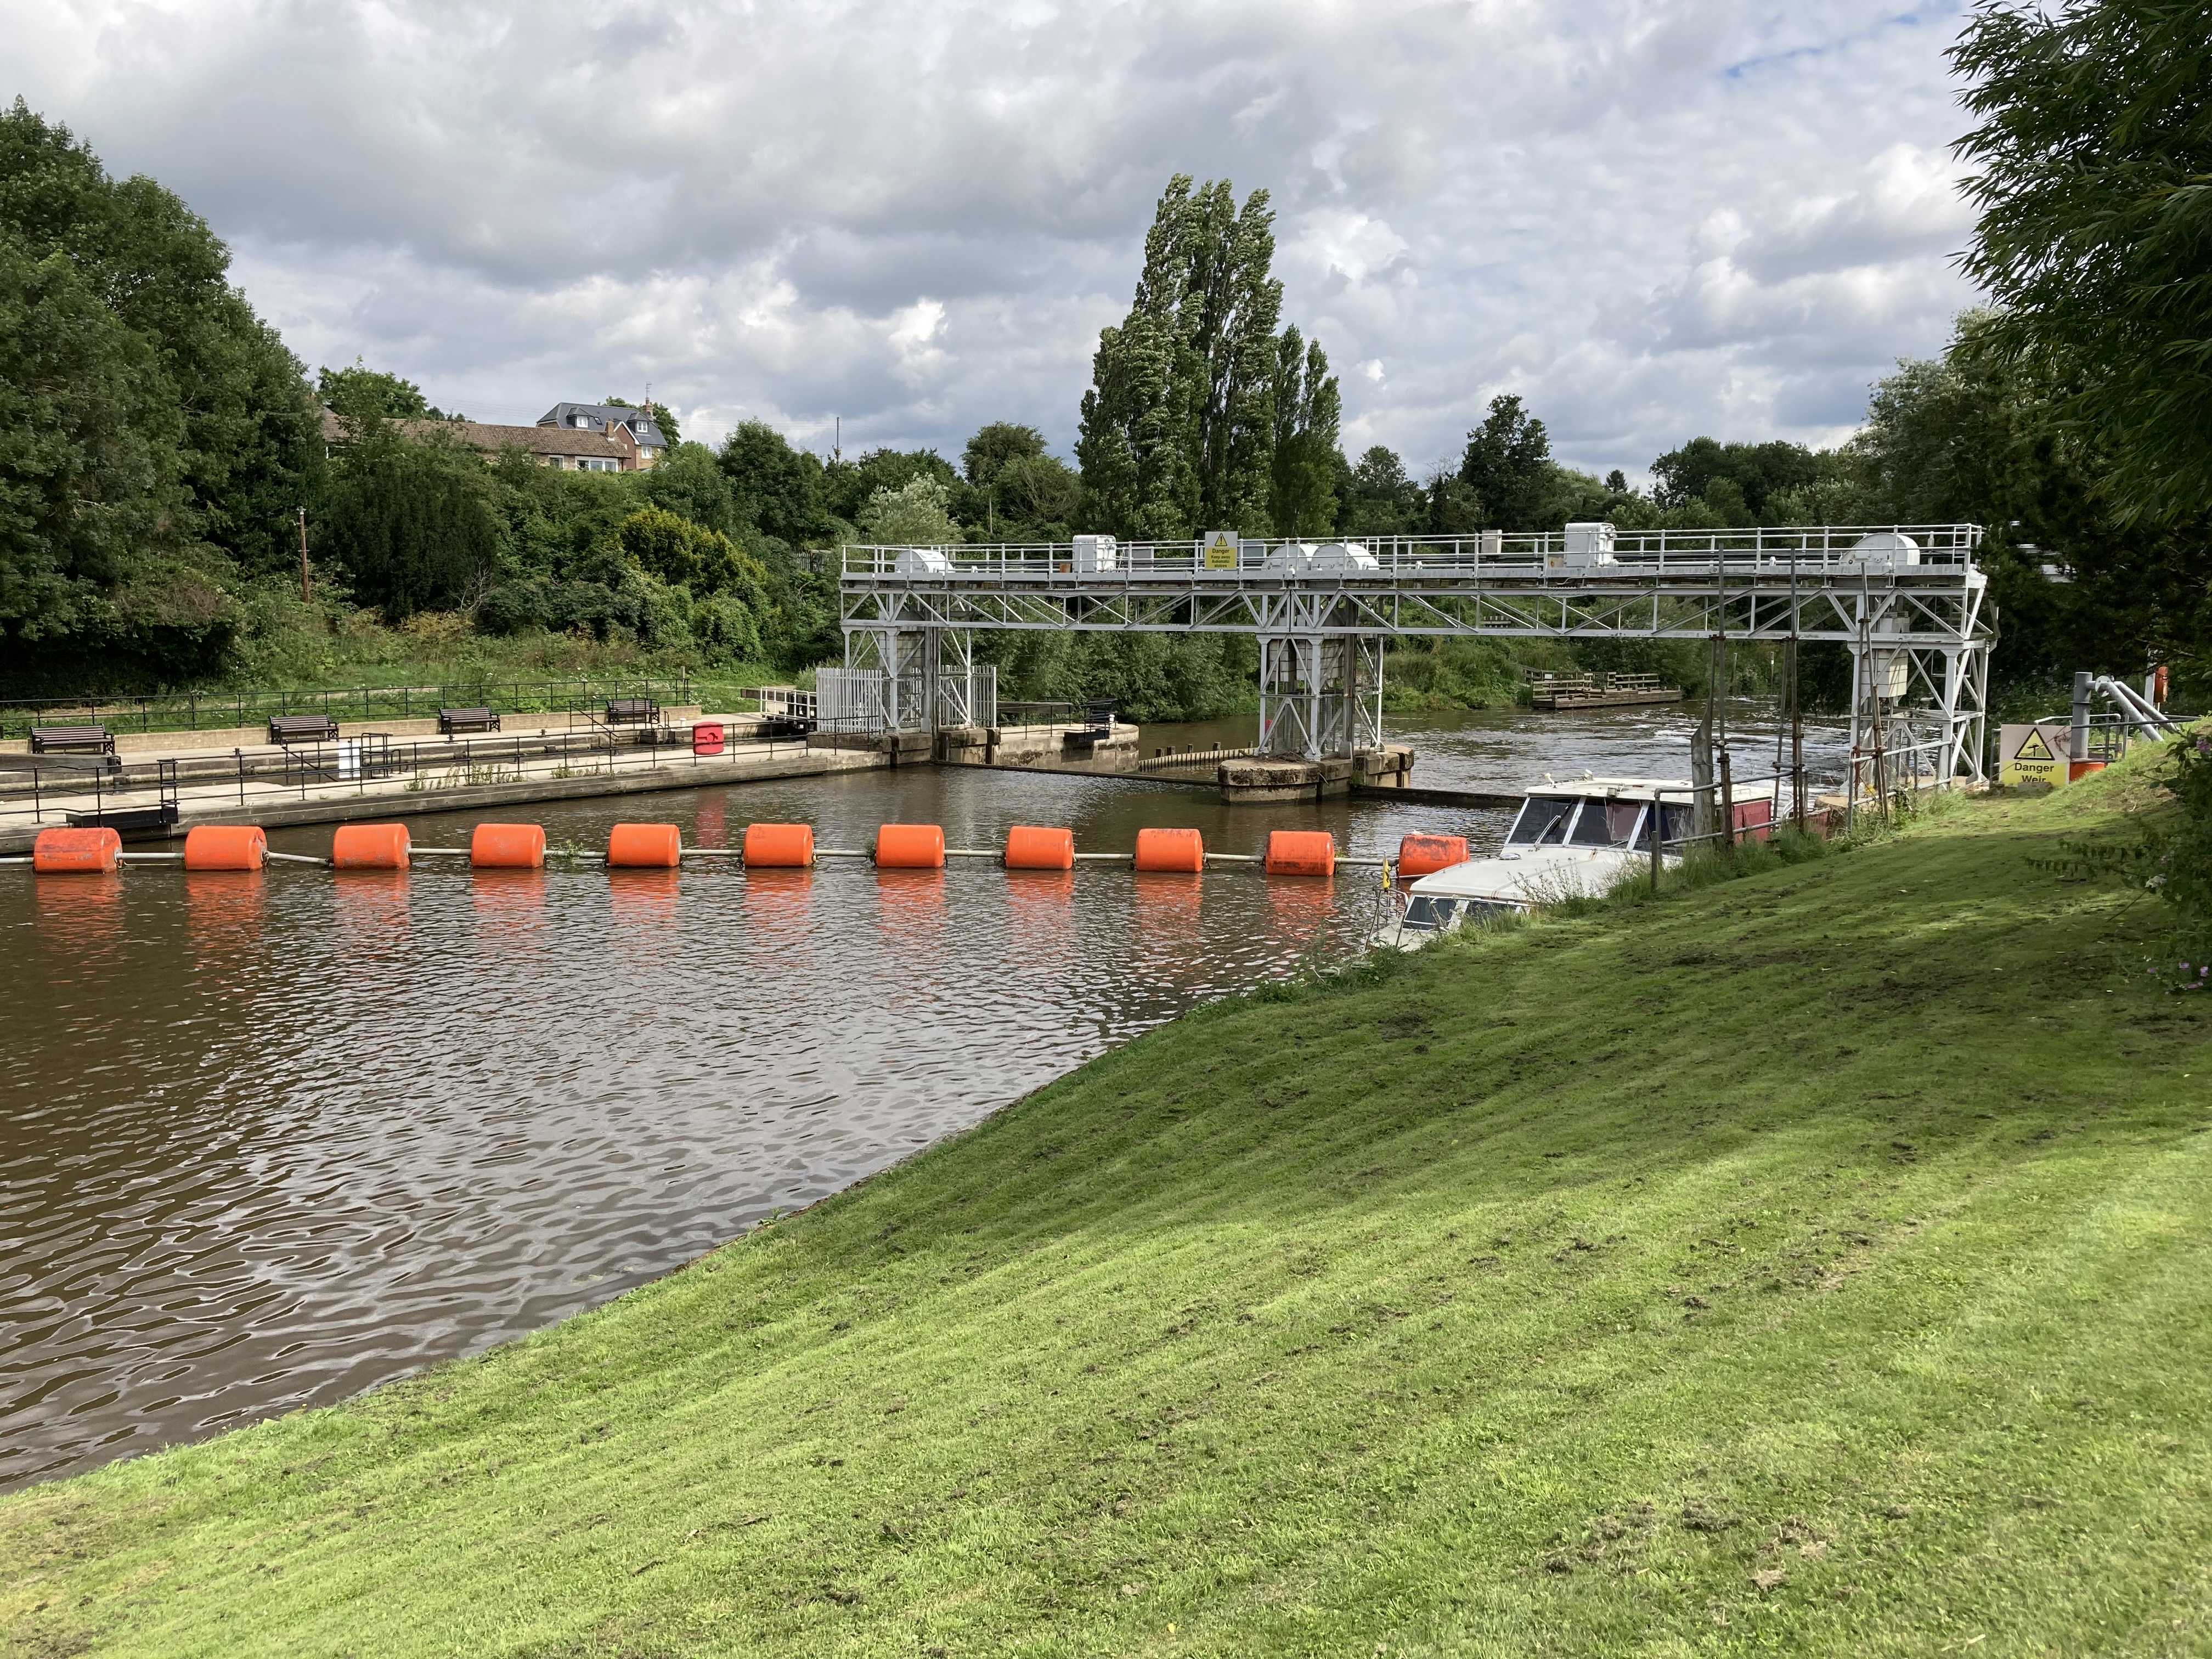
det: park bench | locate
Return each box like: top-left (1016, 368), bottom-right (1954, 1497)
top-left (269, 713), bottom-right (340, 746)
top-left (605, 697), bottom-right (659, 726)
top-left (438, 706), bottom-right (501, 735)
top-left (30, 725), bottom-right (117, 758)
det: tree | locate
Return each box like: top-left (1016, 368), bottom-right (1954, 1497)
top-left (857, 475), bottom-right (961, 545)
top-left (1341, 446), bottom-right (1420, 535)
top-left (822, 448), bottom-right (958, 527)
top-left (1269, 326), bottom-right (1341, 536)
top-left (1458, 394), bottom-right (1553, 529)
top-left (1077, 175), bottom-right (1284, 538)
top-left (962, 422), bottom-right (1047, 488)
top-left (992, 454), bottom-right (1082, 535)
top-left (1650, 436), bottom-right (1832, 520)
top-left (320, 361), bottom-right (438, 420)
top-left (1953, 1), bottom-right (2212, 523)
top-left (637, 442), bottom-right (740, 537)
top-left (321, 427), bottom-right (504, 620)
top-left (718, 420), bottom-right (827, 546)
top-left (0, 98), bottom-right (318, 685)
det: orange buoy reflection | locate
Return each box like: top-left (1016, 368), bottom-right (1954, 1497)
top-left (874, 868), bottom-right (945, 953)
top-left (35, 871), bottom-right (127, 970)
top-left (1003, 868), bottom-right (1074, 971)
top-left (607, 868), bottom-right (680, 944)
top-left (741, 866), bottom-right (813, 949)
top-left (470, 867), bottom-right (546, 953)
top-left (333, 870), bottom-right (411, 961)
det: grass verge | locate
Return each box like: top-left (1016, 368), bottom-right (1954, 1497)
top-left (3, 761), bottom-right (2209, 1656)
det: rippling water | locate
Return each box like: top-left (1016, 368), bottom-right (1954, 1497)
top-left (2, 712), bottom-right (1834, 1490)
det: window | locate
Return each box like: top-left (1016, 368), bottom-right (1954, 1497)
top-left (1506, 798), bottom-right (1572, 846)
top-left (1568, 803), bottom-right (1615, 846)
top-left (1403, 895), bottom-right (1462, 930)
top-left (574, 413), bottom-right (592, 428)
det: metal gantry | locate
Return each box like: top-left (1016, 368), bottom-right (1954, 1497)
top-left (838, 524), bottom-right (1993, 780)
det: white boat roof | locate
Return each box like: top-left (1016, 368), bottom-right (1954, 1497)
top-left (1523, 776), bottom-right (1686, 804)
top-left (1522, 774), bottom-right (1778, 804)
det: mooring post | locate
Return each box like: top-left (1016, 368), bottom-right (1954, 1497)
top-left (1718, 744), bottom-right (1737, 861)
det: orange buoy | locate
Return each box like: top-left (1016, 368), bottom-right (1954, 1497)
top-left (743, 822), bottom-right (814, 867)
top-left (1396, 833), bottom-right (1468, 878)
top-left (332, 823), bottom-right (410, 870)
top-left (1004, 825), bottom-right (1074, 870)
top-left (32, 826), bottom-right (120, 873)
top-left (1265, 830), bottom-right (1335, 877)
top-left (471, 822), bottom-right (546, 868)
top-left (184, 825), bottom-right (268, 871)
top-left (874, 823), bottom-right (945, 868)
top-left (1133, 826), bottom-right (1204, 873)
top-left (607, 822), bottom-right (681, 867)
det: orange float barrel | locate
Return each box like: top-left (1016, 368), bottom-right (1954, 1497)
top-left (32, 826), bottom-right (120, 873)
top-left (470, 822), bottom-right (546, 868)
top-left (1133, 826), bottom-right (1204, 873)
top-left (1265, 830), bottom-right (1335, 877)
top-left (1396, 833), bottom-right (1468, 878)
top-left (874, 823), bottom-right (945, 869)
top-left (607, 822), bottom-right (681, 867)
top-left (184, 825), bottom-right (268, 871)
top-left (1004, 825), bottom-right (1074, 870)
top-left (743, 822), bottom-right (814, 867)
top-left (332, 823), bottom-right (410, 870)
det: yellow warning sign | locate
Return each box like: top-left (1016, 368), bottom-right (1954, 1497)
top-left (1200, 529), bottom-right (1240, 571)
top-left (1999, 722), bottom-right (2069, 788)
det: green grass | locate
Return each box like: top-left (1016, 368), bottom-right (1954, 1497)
top-left (5, 763), bottom-right (2210, 1656)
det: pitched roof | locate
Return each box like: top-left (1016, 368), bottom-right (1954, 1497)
top-left (537, 402), bottom-right (668, 448)
top-left (320, 408), bottom-right (629, 459)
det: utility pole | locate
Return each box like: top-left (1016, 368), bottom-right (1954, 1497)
top-left (297, 507), bottom-right (312, 603)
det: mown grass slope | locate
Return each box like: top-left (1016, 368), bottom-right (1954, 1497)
top-left (4, 765), bottom-right (2209, 1657)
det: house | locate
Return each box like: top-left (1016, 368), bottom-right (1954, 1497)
top-left (317, 409), bottom-right (646, 472)
top-left (536, 402), bottom-right (668, 470)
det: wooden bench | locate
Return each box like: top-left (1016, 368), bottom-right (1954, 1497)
top-left (438, 706), bottom-right (501, 735)
top-left (30, 725), bottom-right (116, 757)
top-left (605, 698), bottom-right (659, 726)
top-left (269, 713), bottom-right (340, 746)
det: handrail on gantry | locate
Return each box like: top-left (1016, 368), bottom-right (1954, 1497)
top-left (836, 524), bottom-right (1984, 582)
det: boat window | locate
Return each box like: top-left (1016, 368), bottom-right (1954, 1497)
top-left (1508, 798), bottom-right (1572, 845)
top-left (1645, 803), bottom-right (1692, 846)
top-left (1568, 802), bottom-right (1615, 845)
top-left (1403, 895), bottom-right (1459, 929)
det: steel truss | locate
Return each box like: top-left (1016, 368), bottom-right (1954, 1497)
top-left (838, 527), bottom-right (1991, 775)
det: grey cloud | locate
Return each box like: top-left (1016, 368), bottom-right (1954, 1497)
top-left (12, 0), bottom-right (1982, 474)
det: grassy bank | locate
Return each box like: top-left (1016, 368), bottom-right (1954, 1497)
top-left (4, 765), bottom-right (2209, 1656)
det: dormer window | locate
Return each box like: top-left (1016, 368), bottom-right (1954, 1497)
top-left (573, 413), bottom-right (591, 428)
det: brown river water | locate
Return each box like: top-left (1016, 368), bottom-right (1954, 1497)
top-left (2, 705), bottom-right (1839, 1489)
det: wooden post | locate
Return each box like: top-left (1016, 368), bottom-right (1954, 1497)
top-left (297, 507), bottom-right (312, 603)
top-left (1719, 745), bottom-right (1737, 861)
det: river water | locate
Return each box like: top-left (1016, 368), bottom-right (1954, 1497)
top-left (2, 704), bottom-right (1839, 1489)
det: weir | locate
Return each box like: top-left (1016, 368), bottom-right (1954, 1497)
top-left (834, 521), bottom-right (1995, 783)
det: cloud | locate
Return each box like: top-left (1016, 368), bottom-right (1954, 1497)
top-left (7, 0), bottom-right (1984, 476)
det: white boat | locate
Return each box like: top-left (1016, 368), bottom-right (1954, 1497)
top-left (1374, 776), bottom-right (1710, 950)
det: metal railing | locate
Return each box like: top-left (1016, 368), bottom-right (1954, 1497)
top-left (0, 674), bottom-right (716, 741)
top-left (0, 723), bottom-right (814, 831)
top-left (838, 525), bottom-right (1983, 581)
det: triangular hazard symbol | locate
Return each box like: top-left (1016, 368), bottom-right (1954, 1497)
top-left (2015, 728), bottom-right (2055, 761)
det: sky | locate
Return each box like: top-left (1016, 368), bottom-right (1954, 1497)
top-left (8, 1), bottom-right (1987, 482)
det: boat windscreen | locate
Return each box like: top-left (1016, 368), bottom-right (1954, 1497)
top-left (1507, 798), bottom-right (1573, 845)
top-left (1568, 801), bottom-right (1645, 848)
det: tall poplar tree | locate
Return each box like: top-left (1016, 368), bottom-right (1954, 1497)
top-left (1269, 325), bottom-right (1341, 536)
top-left (1077, 176), bottom-right (1284, 538)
